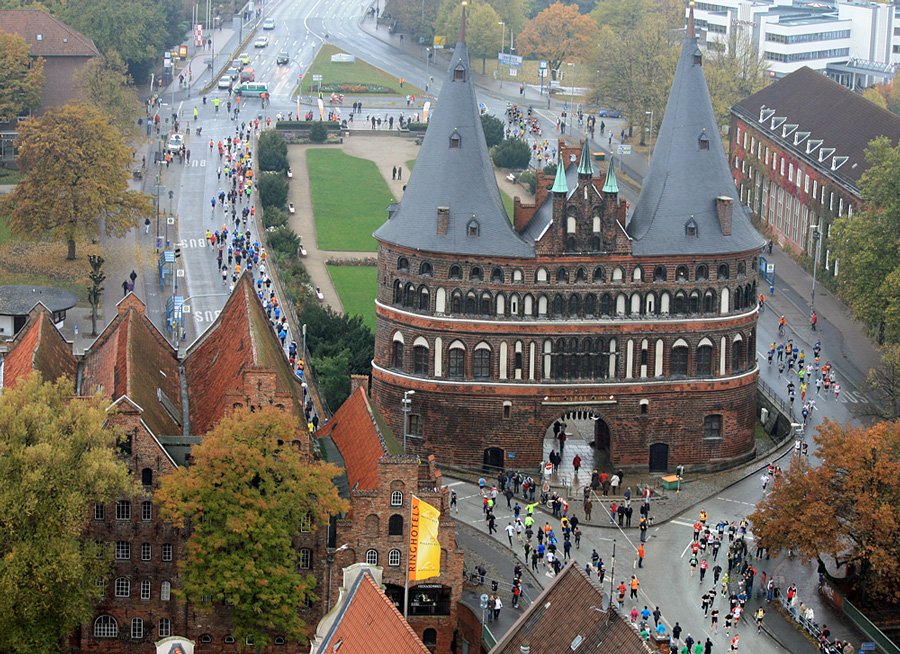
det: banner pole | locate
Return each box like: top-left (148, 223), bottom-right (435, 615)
top-left (404, 492), bottom-right (414, 620)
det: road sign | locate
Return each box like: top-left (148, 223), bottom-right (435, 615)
top-left (539, 60), bottom-right (548, 69)
top-left (766, 263), bottom-right (775, 274)
top-left (176, 269), bottom-right (185, 277)
top-left (182, 305), bottom-right (191, 313)
top-left (167, 217), bottom-right (175, 225)
top-left (860, 644), bottom-right (875, 651)
top-left (539, 68), bottom-right (546, 78)
top-left (617, 144), bottom-right (632, 155)
top-left (508, 68), bottom-right (517, 77)
top-left (434, 35), bottom-right (446, 49)
top-left (498, 52), bottom-right (523, 67)
top-left (312, 74), bottom-right (322, 81)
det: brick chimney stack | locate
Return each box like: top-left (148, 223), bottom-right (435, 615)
top-left (716, 196), bottom-right (733, 236)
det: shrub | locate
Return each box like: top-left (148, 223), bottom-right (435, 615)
top-left (308, 121), bottom-right (328, 143)
top-left (267, 225), bottom-right (300, 258)
top-left (542, 164), bottom-right (557, 178)
top-left (263, 207), bottom-right (288, 229)
top-left (490, 138), bottom-right (531, 169)
top-left (258, 172), bottom-right (288, 209)
top-left (481, 113), bottom-right (504, 148)
top-left (517, 169), bottom-right (537, 196)
top-left (258, 130), bottom-right (288, 172)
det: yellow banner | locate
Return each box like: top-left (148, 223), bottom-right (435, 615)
top-left (408, 496), bottom-right (441, 581)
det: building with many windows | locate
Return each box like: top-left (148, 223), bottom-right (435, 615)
top-left (371, 9), bottom-right (764, 474)
top-left (729, 65), bottom-right (900, 260)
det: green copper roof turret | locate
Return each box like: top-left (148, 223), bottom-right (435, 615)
top-left (551, 156), bottom-right (568, 194)
top-left (577, 139), bottom-right (593, 177)
top-left (602, 158), bottom-right (618, 194)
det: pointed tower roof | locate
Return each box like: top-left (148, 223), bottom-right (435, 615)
top-left (626, 6), bottom-right (764, 256)
top-left (577, 139), bottom-right (593, 177)
top-left (551, 155), bottom-right (569, 194)
top-left (602, 158), bottom-right (619, 194)
top-left (372, 10), bottom-right (534, 259)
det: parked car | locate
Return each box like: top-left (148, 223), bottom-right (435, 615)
top-left (276, 51), bottom-right (290, 65)
top-left (598, 108), bottom-right (623, 118)
top-left (254, 36), bottom-right (269, 48)
top-left (263, 17), bottom-right (275, 30)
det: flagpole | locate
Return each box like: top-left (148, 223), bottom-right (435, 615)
top-left (404, 492), bottom-right (413, 620)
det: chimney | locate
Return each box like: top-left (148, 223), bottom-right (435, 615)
top-left (437, 207), bottom-right (449, 236)
top-left (350, 374), bottom-right (368, 396)
top-left (716, 196), bottom-right (733, 236)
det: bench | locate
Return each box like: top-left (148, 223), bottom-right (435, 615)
top-left (505, 173), bottom-right (516, 183)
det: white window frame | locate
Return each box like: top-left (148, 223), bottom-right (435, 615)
top-left (365, 549), bottom-right (378, 565)
top-left (390, 491), bottom-right (403, 507)
top-left (300, 514), bottom-right (312, 532)
top-left (161, 581), bottom-right (171, 601)
top-left (94, 504), bottom-right (105, 521)
top-left (115, 541), bottom-right (130, 561)
top-left (389, 549), bottom-right (402, 566)
top-left (115, 577), bottom-right (130, 598)
top-left (141, 579), bottom-right (151, 600)
top-left (162, 544), bottom-right (173, 562)
top-left (93, 616), bottom-right (118, 638)
top-left (116, 500), bottom-right (131, 521)
top-left (131, 617), bottom-right (143, 640)
top-left (141, 501), bottom-right (152, 522)
top-left (299, 549), bottom-right (312, 569)
top-left (158, 618), bottom-right (171, 638)
top-left (141, 543), bottom-right (151, 561)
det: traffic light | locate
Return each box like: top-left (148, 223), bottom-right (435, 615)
top-left (174, 247), bottom-right (182, 259)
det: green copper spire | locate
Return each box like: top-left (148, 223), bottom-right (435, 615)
top-left (602, 158), bottom-right (619, 194)
top-left (551, 156), bottom-right (568, 194)
top-left (577, 139), bottom-right (593, 177)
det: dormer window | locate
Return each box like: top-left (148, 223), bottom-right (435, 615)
top-left (699, 131), bottom-right (709, 151)
top-left (693, 47), bottom-right (702, 65)
top-left (467, 219), bottom-right (480, 237)
top-left (685, 218), bottom-right (698, 237)
top-left (454, 64), bottom-right (465, 81)
top-left (450, 132), bottom-right (461, 149)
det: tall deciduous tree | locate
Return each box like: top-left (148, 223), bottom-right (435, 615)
top-left (0, 373), bottom-right (134, 654)
top-left (516, 2), bottom-right (600, 73)
top-left (156, 409), bottom-right (349, 648)
top-left (703, 30), bottom-right (770, 128)
top-left (866, 343), bottom-right (900, 420)
top-left (749, 419), bottom-right (900, 604)
top-left (0, 33), bottom-right (45, 120)
top-left (437, 1), bottom-right (503, 74)
top-left (830, 136), bottom-right (900, 343)
top-left (75, 51), bottom-right (142, 137)
top-left (1, 104), bottom-right (152, 260)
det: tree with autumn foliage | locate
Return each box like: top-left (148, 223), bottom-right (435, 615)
top-left (516, 2), bottom-right (600, 73)
top-left (749, 419), bottom-right (900, 604)
top-left (0, 104), bottom-right (152, 260)
top-left (0, 373), bottom-right (135, 654)
top-left (75, 51), bottom-right (142, 138)
top-left (156, 408), bottom-right (349, 648)
top-left (0, 33), bottom-right (44, 120)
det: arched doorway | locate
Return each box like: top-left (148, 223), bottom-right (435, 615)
top-left (648, 443), bottom-right (669, 472)
top-left (543, 410), bottom-right (612, 481)
top-left (483, 447), bottom-right (504, 473)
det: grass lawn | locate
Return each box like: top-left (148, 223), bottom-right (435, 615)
top-left (308, 149), bottom-right (395, 251)
top-left (0, 168), bottom-right (24, 185)
top-left (328, 265), bottom-right (377, 331)
top-left (302, 44), bottom-right (424, 97)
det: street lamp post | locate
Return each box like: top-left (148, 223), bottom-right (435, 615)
top-left (498, 21), bottom-right (506, 88)
top-left (567, 62), bottom-right (576, 135)
top-left (810, 224), bottom-right (822, 324)
top-left (646, 110), bottom-right (654, 158)
top-left (401, 390), bottom-right (415, 452)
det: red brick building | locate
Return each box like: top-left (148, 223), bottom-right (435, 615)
top-left (371, 10), bottom-right (764, 473)
top-left (729, 66), bottom-right (900, 261)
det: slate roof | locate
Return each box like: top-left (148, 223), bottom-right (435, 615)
top-left (521, 163), bottom-right (580, 245)
top-left (183, 273), bottom-right (304, 435)
top-left (79, 295), bottom-right (182, 438)
top-left (0, 285), bottom-right (77, 316)
top-left (315, 386), bottom-right (402, 492)
top-left (316, 571), bottom-right (429, 654)
top-left (373, 22), bottom-right (534, 259)
top-left (627, 10), bottom-right (764, 257)
top-left (732, 66), bottom-right (900, 188)
top-left (0, 10), bottom-right (99, 57)
top-left (1, 307), bottom-right (77, 389)
top-left (490, 562), bottom-right (652, 654)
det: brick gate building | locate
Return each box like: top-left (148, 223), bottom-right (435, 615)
top-left (371, 10), bottom-right (765, 473)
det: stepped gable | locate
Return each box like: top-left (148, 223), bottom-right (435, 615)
top-left (79, 293), bottom-right (181, 437)
top-left (627, 7), bottom-right (764, 256)
top-left (521, 161), bottom-right (579, 244)
top-left (373, 10), bottom-right (534, 259)
top-left (183, 273), bottom-right (303, 435)
top-left (1, 305), bottom-right (77, 389)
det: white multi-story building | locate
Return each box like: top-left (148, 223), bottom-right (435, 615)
top-left (692, 0), bottom-right (897, 87)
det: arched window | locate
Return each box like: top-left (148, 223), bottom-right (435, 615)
top-left (418, 286), bottom-right (430, 311)
top-left (465, 293), bottom-right (476, 314)
top-left (389, 549), bottom-right (402, 566)
top-left (551, 339), bottom-right (565, 379)
top-left (94, 616), bottom-right (118, 638)
top-left (738, 262), bottom-right (746, 276)
top-left (552, 294), bottom-right (564, 316)
top-left (704, 289), bottom-right (717, 313)
top-left (392, 341), bottom-right (404, 370)
top-left (513, 269), bottom-right (524, 283)
top-left (568, 294), bottom-right (581, 316)
top-left (671, 342), bottom-right (689, 376)
top-left (448, 342), bottom-right (465, 378)
top-left (644, 292), bottom-right (656, 314)
top-left (611, 266), bottom-right (624, 282)
top-left (450, 291), bottom-right (462, 314)
top-left (391, 491), bottom-right (404, 506)
top-left (131, 618), bottom-right (143, 639)
top-left (200, 635), bottom-right (213, 644)
top-left (388, 514), bottom-right (404, 535)
top-left (474, 344), bottom-right (491, 379)
top-left (735, 286), bottom-right (744, 310)
top-left (491, 267), bottom-right (504, 283)
top-left (393, 280), bottom-right (402, 305)
top-left (423, 629), bottom-right (437, 647)
top-left (584, 294), bottom-right (596, 316)
top-left (697, 342), bottom-right (713, 376)
top-left (593, 267), bottom-right (605, 283)
top-left (557, 268), bottom-right (569, 283)
top-left (141, 468), bottom-right (153, 487)
top-left (600, 293), bottom-right (612, 316)
top-left (575, 267), bottom-right (586, 283)
top-left (653, 266), bottom-right (667, 282)
top-left (523, 294), bottom-right (534, 316)
top-left (535, 267), bottom-right (548, 283)
top-left (718, 263), bottom-right (730, 280)
top-left (732, 339), bottom-right (745, 371)
top-left (299, 549), bottom-right (312, 569)
top-left (115, 577), bottom-right (131, 598)
top-left (274, 637), bottom-right (286, 646)
top-left (449, 265), bottom-right (462, 280)
top-left (566, 215), bottom-right (577, 234)
top-left (158, 618), bottom-right (171, 638)
top-left (419, 261), bottom-right (433, 276)
top-left (537, 295), bottom-right (548, 315)
top-left (404, 282), bottom-right (416, 307)
top-left (689, 290), bottom-right (701, 314)
top-left (676, 265), bottom-right (689, 282)
top-left (397, 257), bottom-right (409, 271)
top-left (480, 292), bottom-right (492, 315)
top-left (470, 266), bottom-right (483, 281)
top-left (414, 343), bottom-right (429, 375)
top-left (566, 235), bottom-right (575, 251)
top-left (366, 549), bottom-right (379, 565)
top-left (161, 581), bottom-right (171, 601)
top-left (673, 291), bottom-right (687, 314)
top-left (632, 266), bottom-right (643, 282)
top-left (496, 293), bottom-right (506, 315)
top-left (696, 264), bottom-right (709, 281)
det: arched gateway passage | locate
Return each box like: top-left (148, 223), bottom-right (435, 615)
top-left (543, 410), bottom-right (612, 484)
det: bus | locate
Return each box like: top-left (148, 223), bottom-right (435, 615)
top-left (235, 82), bottom-right (268, 97)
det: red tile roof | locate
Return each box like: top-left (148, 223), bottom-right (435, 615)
top-left (490, 562), bottom-right (653, 654)
top-left (318, 571), bottom-right (429, 654)
top-left (315, 387), bottom-right (388, 491)
top-left (0, 9), bottom-right (99, 57)
top-left (2, 307), bottom-right (77, 389)
top-left (183, 273), bottom-right (304, 435)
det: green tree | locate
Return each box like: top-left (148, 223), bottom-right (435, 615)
top-left (308, 121), bottom-right (328, 143)
top-left (258, 172), bottom-right (289, 209)
top-left (481, 113), bottom-right (505, 147)
top-left (831, 136), bottom-right (900, 343)
top-left (590, 0), bottom-right (651, 31)
top-left (866, 343), bottom-right (900, 420)
top-left (267, 225), bottom-right (300, 258)
top-left (749, 419), bottom-right (900, 604)
top-left (1, 104), bottom-right (153, 260)
top-left (0, 33), bottom-right (45, 120)
top-left (0, 373), bottom-right (134, 654)
top-left (388, 0), bottom-right (442, 43)
top-left (258, 130), bottom-right (289, 172)
top-left (75, 51), bottom-right (142, 138)
top-left (488, 0), bottom-right (529, 33)
top-left (314, 350), bottom-right (352, 409)
top-left (437, 1), bottom-right (502, 74)
top-left (703, 30), bottom-right (770, 128)
top-left (516, 2), bottom-right (600, 72)
top-left (156, 408), bottom-right (349, 649)
top-left (490, 138), bottom-right (532, 168)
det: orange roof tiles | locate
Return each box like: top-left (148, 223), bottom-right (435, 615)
top-left (315, 387), bottom-right (388, 491)
top-left (2, 308), bottom-right (77, 389)
top-left (318, 571), bottom-right (429, 654)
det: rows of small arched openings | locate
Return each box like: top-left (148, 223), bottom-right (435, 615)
top-left (396, 256), bottom-right (757, 287)
top-left (391, 281), bottom-right (758, 318)
top-left (388, 329), bottom-right (755, 381)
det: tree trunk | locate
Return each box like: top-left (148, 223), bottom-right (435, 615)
top-left (90, 306), bottom-right (98, 337)
top-left (67, 238), bottom-right (76, 260)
